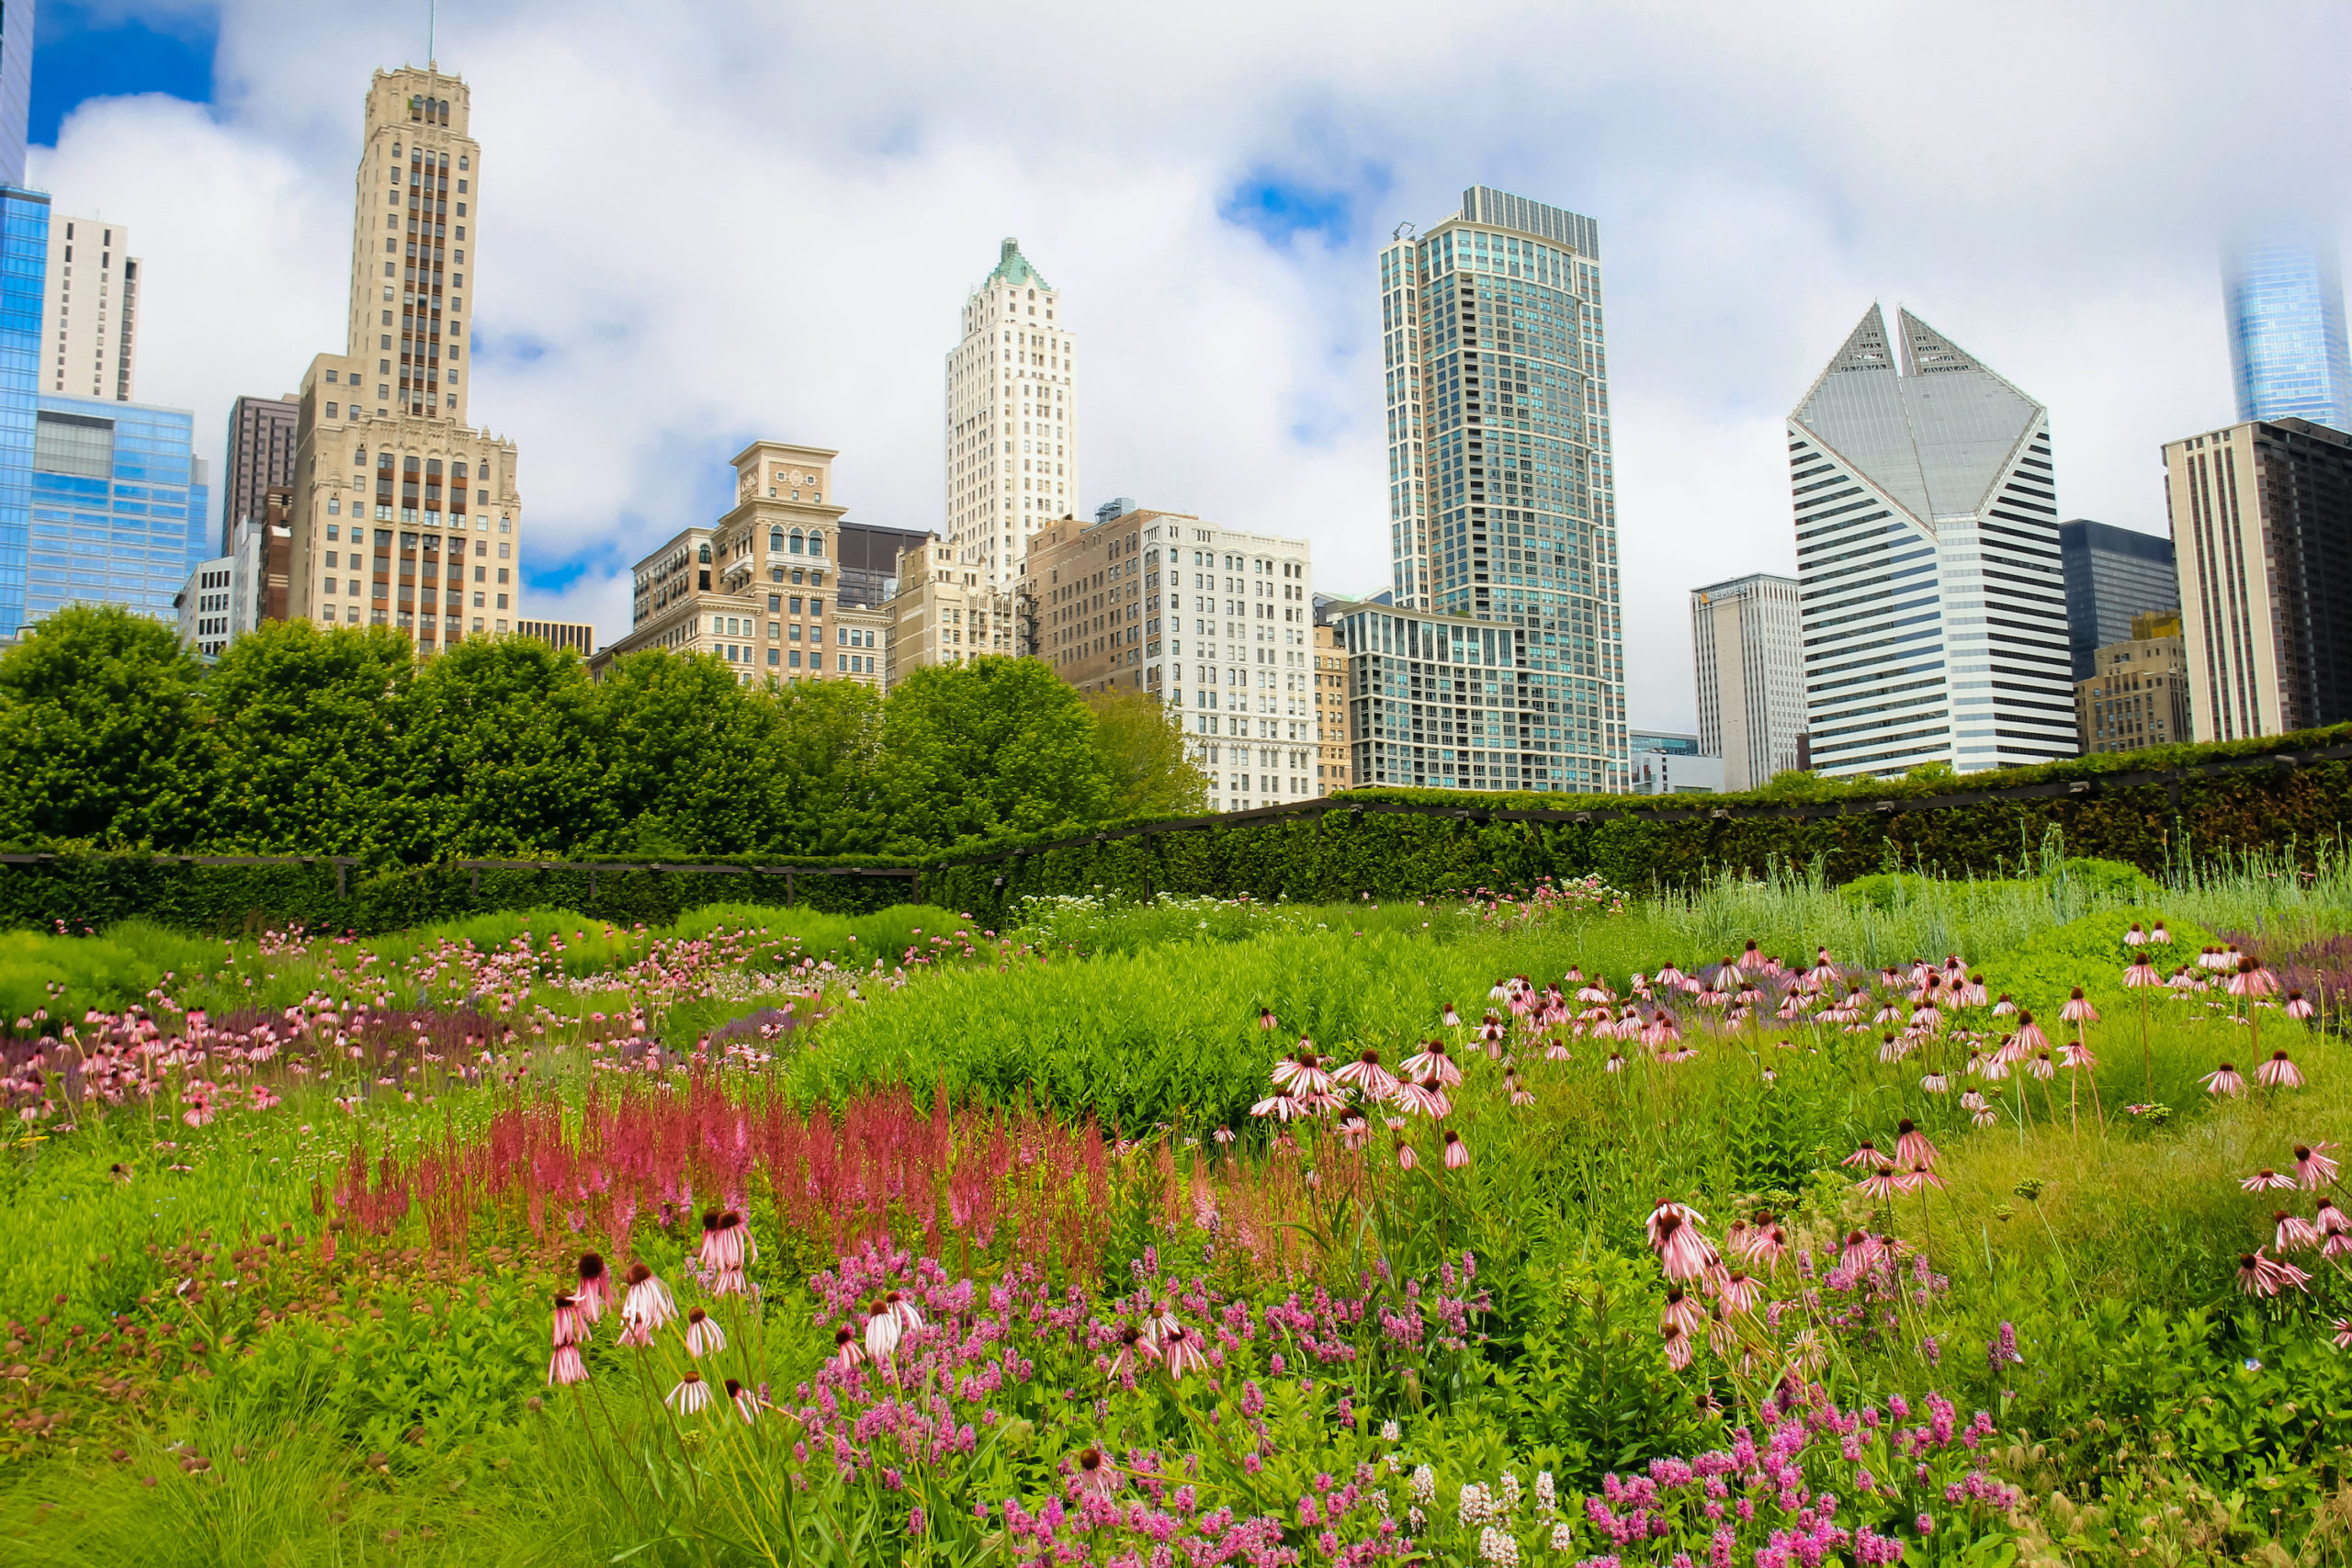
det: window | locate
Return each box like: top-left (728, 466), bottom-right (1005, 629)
top-left (770, 526), bottom-right (784, 554)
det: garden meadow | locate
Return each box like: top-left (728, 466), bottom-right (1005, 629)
top-left (0, 847), bottom-right (2346, 1565)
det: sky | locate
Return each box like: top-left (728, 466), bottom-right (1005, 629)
top-left (27, 0), bottom-right (2352, 731)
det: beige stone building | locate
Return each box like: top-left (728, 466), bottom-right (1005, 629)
top-left (2076, 612), bottom-right (2190, 754)
top-left (597, 442), bottom-right (877, 687)
top-left (1311, 619), bottom-right (1352, 794)
top-left (944, 238), bottom-right (1079, 588)
top-left (2163, 418), bottom-right (2352, 740)
top-left (885, 537), bottom-right (1017, 684)
top-left (285, 66), bottom-right (526, 649)
top-left (42, 216), bottom-right (139, 401)
top-left (1025, 501), bottom-right (1317, 812)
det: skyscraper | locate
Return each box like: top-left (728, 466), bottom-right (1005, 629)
top-left (23, 394), bottom-right (208, 626)
top-left (1689, 571), bottom-right (1803, 790)
top-left (2224, 234), bottom-right (2352, 433)
top-left (220, 394), bottom-right (300, 551)
top-left (40, 216), bottom-right (139, 401)
top-left (0, 0), bottom-right (41, 638)
top-left (0, 0), bottom-right (29, 190)
top-left (285, 68), bottom-right (525, 648)
top-left (1789, 305), bottom-right (2075, 777)
top-left (2163, 417), bottom-right (2352, 739)
top-left (1374, 186), bottom-right (1623, 793)
top-left (944, 238), bottom-right (1078, 589)
top-left (2056, 518), bottom-right (2177, 680)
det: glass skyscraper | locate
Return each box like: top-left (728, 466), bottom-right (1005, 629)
top-left (0, 0), bottom-right (43, 637)
top-left (26, 395), bottom-right (209, 624)
top-left (1374, 186), bottom-right (1625, 793)
top-left (2224, 235), bottom-right (2352, 433)
top-left (2056, 518), bottom-right (2177, 680)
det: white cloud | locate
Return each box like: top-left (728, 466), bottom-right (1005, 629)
top-left (30, 0), bottom-right (2352, 732)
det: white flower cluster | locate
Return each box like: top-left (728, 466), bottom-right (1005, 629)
top-left (1409, 1463), bottom-right (1436, 1507)
top-left (1457, 1482), bottom-right (1496, 1529)
top-left (1381, 1419), bottom-right (1401, 1442)
top-left (1550, 1521), bottom-right (1575, 1551)
top-left (1497, 1471), bottom-right (1521, 1514)
top-left (1534, 1470), bottom-right (1557, 1518)
top-left (1478, 1525), bottom-right (1522, 1565)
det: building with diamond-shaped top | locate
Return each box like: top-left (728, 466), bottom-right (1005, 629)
top-left (1788, 305), bottom-right (2076, 777)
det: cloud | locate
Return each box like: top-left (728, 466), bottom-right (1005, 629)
top-left (28, 0), bottom-right (2352, 731)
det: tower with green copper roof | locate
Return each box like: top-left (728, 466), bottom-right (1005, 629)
top-left (945, 235), bottom-right (1079, 588)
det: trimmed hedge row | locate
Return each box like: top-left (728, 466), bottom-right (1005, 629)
top-left (5, 725), bottom-right (2346, 934)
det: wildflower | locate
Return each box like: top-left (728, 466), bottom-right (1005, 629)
top-left (727, 1377), bottom-right (761, 1424)
top-left (1660, 1287), bottom-right (1707, 1335)
top-left (863, 1299), bottom-right (902, 1359)
top-left (1840, 1230), bottom-right (1879, 1271)
top-left (2030, 1050), bottom-right (2056, 1080)
top-left (1841, 1139), bottom-right (1883, 1169)
top-left (1660, 1320), bottom-right (1693, 1370)
top-left (2242, 1168), bottom-right (2297, 1192)
top-left (1921, 1072), bottom-right (1951, 1093)
top-left (2236, 1248), bottom-right (2309, 1297)
top-left (1259, 1007), bottom-right (1276, 1031)
top-left (2255, 1051), bottom-right (2303, 1089)
top-left (1159, 1321), bottom-right (1210, 1381)
top-left (1442, 1130), bottom-right (1471, 1169)
top-left (1441, 1003), bottom-right (1462, 1028)
top-left (2284, 990), bottom-right (2313, 1019)
top-left (1992, 995), bottom-right (2018, 1017)
top-left (1335, 1047), bottom-right (1400, 1100)
top-left (697, 1210), bottom-right (752, 1272)
top-left (1399, 1040), bottom-right (1463, 1087)
top-left (830, 1325), bottom-right (866, 1371)
top-left (620, 1264), bottom-right (675, 1337)
top-left (1854, 1164), bottom-right (1906, 1201)
top-left (1895, 1119), bottom-right (1939, 1169)
top-left (2293, 1144), bottom-right (2342, 1189)
top-left (1477, 1524), bottom-right (1521, 1565)
top-left (2202, 1063), bottom-right (2246, 1098)
top-left (2123, 923), bottom-right (2146, 948)
top-left (1393, 1077), bottom-right (1451, 1118)
top-left (1649, 1203), bottom-right (1717, 1282)
top-left (1271, 1045), bottom-right (1336, 1096)
top-left (547, 1343), bottom-right (588, 1385)
top-left (1250, 1091), bottom-right (1308, 1121)
top-left (2316, 1197), bottom-right (2348, 1235)
top-left (684, 1308), bottom-right (727, 1357)
top-left (551, 1292), bottom-right (585, 1350)
top-left (665, 1371), bottom-right (712, 1414)
top-left (2276, 1212), bottom-right (2322, 1252)
top-left (2231, 957), bottom-right (2280, 998)
top-left (1714, 1270), bottom-right (1763, 1314)
top-left (2151, 922), bottom-right (2172, 944)
top-left (2124, 957), bottom-right (2161, 988)
top-left (1962, 1089), bottom-right (1999, 1130)
top-left (2060, 987), bottom-right (2099, 1024)
top-left (885, 1290), bottom-right (924, 1336)
top-left (1074, 1447), bottom-right (1117, 1498)
top-left (1394, 1140), bottom-right (1418, 1171)
top-left (1986, 1322), bottom-right (2023, 1371)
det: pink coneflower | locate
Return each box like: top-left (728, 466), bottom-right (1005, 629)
top-left (1962, 1090), bottom-right (1998, 1129)
top-left (1159, 1321), bottom-right (1209, 1381)
top-left (2316, 1197), bottom-right (2349, 1235)
top-left (2255, 1051), bottom-right (2303, 1089)
top-left (1649, 1207), bottom-right (1717, 1282)
top-left (1736, 1215), bottom-right (1788, 1272)
top-left (1106, 1323), bottom-right (1157, 1378)
top-left (1713, 1270), bottom-right (1763, 1313)
top-left (2058, 1040), bottom-right (2098, 1070)
top-left (2202, 1063), bottom-right (2246, 1098)
top-left (2275, 1211), bottom-right (2323, 1252)
top-left (1442, 1130), bottom-right (1471, 1169)
top-left (620, 1264), bottom-right (674, 1335)
top-left (885, 1290), bottom-right (924, 1336)
top-left (1895, 1119), bottom-right (1939, 1169)
top-left (1271, 1047), bottom-right (1335, 1095)
top-left (1392, 1077), bottom-right (1451, 1118)
top-left (684, 1308), bottom-right (727, 1356)
top-left (2151, 922), bottom-right (2172, 945)
top-left (1921, 1072), bottom-right (1951, 1093)
top-left (1854, 1164), bottom-right (1906, 1201)
top-left (2169, 966), bottom-right (2199, 993)
top-left (551, 1292), bottom-right (585, 1350)
top-left (1249, 1091), bottom-right (1307, 1121)
top-left (1393, 1140), bottom-right (1417, 1171)
top-left (1334, 1047), bottom-right (1400, 1100)
top-left (830, 1325), bottom-right (866, 1371)
top-left (2060, 988), bottom-right (2099, 1024)
top-left (2235, 1248), bottom-right (2308, 1297)
top-left (665, 1371), bottom-right (712, 1414)
top-left (2014, 1011), bottom-right (2049, 1051)
top-left (1212, 1127), bottom-right (1235, 1145)
top-left (2123, 958), bottom-right (2161, 988)
top-left (727, 1378), bottom-right (761, 1424)
top-left (547, 1343), bottom-right (587, 1386)
top-left (1992, 995), bottom-right (2018, 1017)
top-left (2242, 1168), bottom-right (2298, 1192)
top-left (573, 1259), bottom-right (611, 1316)
top-left (2030, 1050), bottom-right (2056, 1081)
top-left (2335, 1319), bottom-right (2352, 1351)
top-left (1840, 1230), bottom-right (1879, 1271)
top-left (1842, 1139), bottom-right (1883, 1170)
top-left (1074, 1447), bottom-right (1118, 1499)
top-left (863, 1298), bottom-right (902, 1359)
top-left (2123, 923), bottom-right (2147, 948)
top-left (1656, 964), bottom-right (1686, 988)
top-left (1660, 1321), bottom-right (1693, 1371)
top-left (1440, 1003), bottom-right (1462, 1029)
top-left (1659, 1287), bottom-right (1707, 1336)
top-left (1259, 1007), bottom-right (1276, 1031)
top-left (1488, 978), bottom-right (1511, 1002)
top-left (1398, 1040), bottom-right (1463, 1087)
top-left (2297, 1145), bottom-right (2340, 1190)
top-left (2284, 990), bottom-right (2313, 1020)
top-left (2231, 957), bottom-right (2279, 999)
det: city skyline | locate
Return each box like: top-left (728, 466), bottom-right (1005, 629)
top-left (18, 1), bottom-right (2352, 732)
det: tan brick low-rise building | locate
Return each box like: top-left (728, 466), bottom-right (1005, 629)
top-left (1312, 617), bottom-right (1351, 794)
top-left (885, 536), bottom-right (1017, 684)
top-left (2076, 612), bottom-right (2190, 754)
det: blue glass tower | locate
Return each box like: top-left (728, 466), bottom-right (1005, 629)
top-left (0, 0), bottom-right (41, 636)
top-left (25, 395), bottom-right (208, 623)
top-left (2225, 236), bottom-right (2352, 433)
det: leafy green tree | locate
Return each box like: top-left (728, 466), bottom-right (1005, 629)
top-left (769, 677), bottom-right (888, 854)
top-left (1083, 689), bottom-right (1209, 818)
top-left (592, 651), bottom-right (789, 856)
top-left (0, 604), bottom-right (208, 848)
top-left (876, 656), bottom-right (1113, 852)
top-left (194, 621), bottom-right (419, 854)
top-left (392, 636), bottom-right (609, 858)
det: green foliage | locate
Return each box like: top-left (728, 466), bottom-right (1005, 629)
top-left (876, 655), bottom-right (1114, 851)
top-left (1084, 689), bottom-right (1210, 818)
top-left (0, 604), bottom-right (209, 848)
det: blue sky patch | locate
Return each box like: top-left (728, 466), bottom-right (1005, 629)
top-left (31, 3), bottom-right (220, 144)
top-left (1219, 164), bottom-right (1386, 251)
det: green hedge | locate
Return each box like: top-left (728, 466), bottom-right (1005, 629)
top-left (5, 726), bottom-right (2347, 934)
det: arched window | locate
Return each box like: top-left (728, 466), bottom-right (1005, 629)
top-left (789, 530), bottom-right (804, 556)
top-left (769, 526), bottom-right (784, 554)
top-left (697, 543), bottom-right (711, 565)
top-left (808, 531), bottom-right (825, 559)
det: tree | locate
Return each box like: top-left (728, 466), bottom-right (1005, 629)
top-left (593, 651), bottom-right (789, 856)
top-left (876, 657), bottom-right (1114, 852)
top-left (392, 636), bottom-right (609, 858)
top-left (1083, 689), bottom-right (1209, 818)
top-left (0, 604), bottom-right (209, 848)
top-left (768, 677), bottom-right (888, 854)
top-left (195, 620), bottom-right (419, 854)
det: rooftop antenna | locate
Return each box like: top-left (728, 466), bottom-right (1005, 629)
top-left (428, 0), bottom-right (436, 69)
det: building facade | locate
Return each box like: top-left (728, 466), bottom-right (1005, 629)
top-left (599, 441), bottom-right (875, 686)
top-left (1789, 304), bottom-right (2075, 777)
top-left (285, 67), bottom-right (525, 650)
top-left (2224, 234), bottom-right (2352, 434)
top-left (176, 557), bottom-right (233, 659)
top-left (0, 180), bottom-right (47, 638)
top-left (1375, 186), bottom-right (1625, 792)
top-left (1628, 730), bottom-right (1724, 795)
top-left (514, 618), bottom-right (594, 656)
top-left (1311, 618), bottom-right (1351, 795)
top-left (1330, 599), bottom-right (1580, 795)
top-left (944, 238), bottom-right (1078, 588)
top-left (884, 535), bottom-right (1016, 683)
top-left (834, 521), bottom-right (929, 610)
top-left (2075, 612), bottom-right (2189, 755)
top-left (1027, 502), bottom-right (1316, 811)
top-left (40, 216), bottom-right (138, 402)
top-left (24, 394), bottom-right (209, 626)
top-left (220, 394), bottom-right (300, 551)
top-left (1689, 571), bottom-right (1802, 790)
top-left (2057, 518), bottom-right (2177, 680)
top-left (0, 0), bottom-right (28, 190)
top-left (2163, 417), bottom-right (2352, 739)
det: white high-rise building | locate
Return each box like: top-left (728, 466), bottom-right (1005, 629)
top-left (944, 237), bottom-right (1079, 589)
top-left (1789, 305), bottom-right (2075, 777)
top-left (1690, 572), bottom-right (1804, 791)
top-left (41, 216), bottom-right (140, 401)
